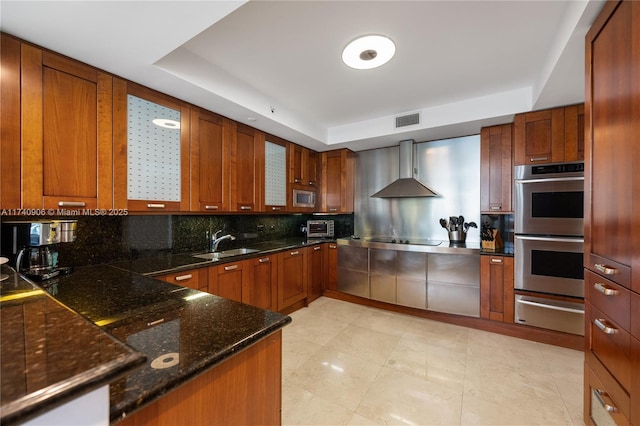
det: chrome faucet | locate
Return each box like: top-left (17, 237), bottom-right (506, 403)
top-left (210, 230), bottom-right (236, 252)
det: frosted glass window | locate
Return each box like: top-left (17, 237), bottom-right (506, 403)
top-left (127, 95), bottom-right (181, 201)
top-left (264, 141), bottom-right (287, 206)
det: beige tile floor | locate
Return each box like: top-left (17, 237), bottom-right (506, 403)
top-left (282, 297), bottom-right (584, 426)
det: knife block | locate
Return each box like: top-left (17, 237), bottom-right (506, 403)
top-left (481, 230), bottom-right (503, 250)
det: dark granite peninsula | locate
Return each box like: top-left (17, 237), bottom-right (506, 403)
top-left (0, 265), bottom-right (145, 426)
top-left (40, 265), bottom-right (291, 424)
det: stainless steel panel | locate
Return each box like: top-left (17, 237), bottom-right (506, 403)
top-left (397, 278), bottom-right (426, 309)
top-left (370, 249), bottom-right (396, 275)
top-left (354, 136), bottom-right (480, 242)
top-left (337, 245), bottom-right (369, 298)
top-left (428, 253), bottom-right (479, 286)
top-left (338, 245), bottom-right (368, 270)
top-left (397, 252), bottom-right (426, 280)
top-left (427, 282), bottom-right (479, 317)
top-left (371, 275), bottom-right (396, 303)
top-left (590, 390), bottom-right (618, 426)
top-left (514, 294), bottom-right (584, 335)
top-left (337, 269), bottom-right (369, 298)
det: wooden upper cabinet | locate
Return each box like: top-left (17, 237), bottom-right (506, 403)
top-left (288, 143), bottom-right (319, 187)
top-left (190, 108), bottom-right (231, 212)
top-left (1, 34), bottom-right (21, 209)
top-left (230, 123), bottom-right (264, 212)
top-left (564, 104), bottom-right (585, 162)
top-left (20, 44), bottom-right (113, 209)
top-left (514, 104), bottom-right (585, 165)
top-left (480, 124), bottom-right (513, 213)
top-left (113, 80), bottom-right (190, 212)
top-left (263, 136), bottom-right (288, 213)
top-left (320, 149), bottom-right (354, 213)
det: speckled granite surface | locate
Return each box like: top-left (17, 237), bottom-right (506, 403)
top-left (39, 264), bottom-right (291, 423)
top-left (0, 265), bottom-right (145, 426)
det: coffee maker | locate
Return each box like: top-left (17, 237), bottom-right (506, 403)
top-left (1, 220), bottom-right (77, 280)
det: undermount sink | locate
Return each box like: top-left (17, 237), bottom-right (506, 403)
top-left (193, 248), bottom-right (260, 260)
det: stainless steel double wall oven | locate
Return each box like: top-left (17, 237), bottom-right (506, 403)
top-left (514, 162), bottom-right (585, 335)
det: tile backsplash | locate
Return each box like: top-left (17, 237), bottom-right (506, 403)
top-left (1, 214), bottom-right (354, 268)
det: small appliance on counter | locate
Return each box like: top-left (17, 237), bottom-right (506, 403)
top-left (1, 220), bottom-right (77, 281)
top-left (306, 219), bottom-right (334, 239)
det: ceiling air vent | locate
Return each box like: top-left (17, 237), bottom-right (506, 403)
top-left (395, 113), bottom-right (420, 128)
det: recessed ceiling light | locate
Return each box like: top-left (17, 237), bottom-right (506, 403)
top-left (152, 118), bottom-right (181, 129)
top-left (247, 117), bottom-right (257, 122)
top-left (342, 35), bottom-right (396, 70)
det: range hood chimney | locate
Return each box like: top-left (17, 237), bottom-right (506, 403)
top-left (371, 139), bottom-right (439, 198)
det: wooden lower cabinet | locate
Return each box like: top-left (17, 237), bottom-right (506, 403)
top-left (208, 261), bottom-right (244, 303)
top-left (308, 244), bottom-right (324, 303)
top-left (243, 254), bottom-right (278, 311)
top-left (157, 268), bottom-right (208, 291)
top-left (479, 255), bottom-right (514, 322)
top-left (116, 330), bottom-right (282, 426)
top-left (277, 248), bottom-right (307, 311)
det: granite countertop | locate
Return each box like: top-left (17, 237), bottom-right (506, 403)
top-left (0, 265), bottom-right (146, 426)
top-left (39, 265), bottom-right (291, 423)
top-left (110, 237), bottom-right (325, 276)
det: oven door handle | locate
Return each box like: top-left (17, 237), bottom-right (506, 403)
top-left (515, 176), bottom-right (584, 184)
top-left (516, 298), bottom-right (585, 314)
top-left (515, 235), bottom-right (584, 244)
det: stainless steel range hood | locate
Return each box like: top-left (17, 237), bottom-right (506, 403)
top-left (371, 139), bottom-right (439, 198)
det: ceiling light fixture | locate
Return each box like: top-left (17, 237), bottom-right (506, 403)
top-left (342, 34), bottom-right (396, 70)
top-left (152, 118), bottom-right (181, 129)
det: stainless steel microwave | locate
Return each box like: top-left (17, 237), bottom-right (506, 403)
top-left (293, 189), bottom-right (316, 208)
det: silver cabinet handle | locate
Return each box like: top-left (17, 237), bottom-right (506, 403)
top-left (258, 257), bottom-right (270, 263)
top-left (593, 389), bottom-right (618, 413)
top-left (205, 205), bottom-right (219, 210)
top-left (271, 207), bottom-right (281, 211)
top-left (490, 206), bottom-right (501, 210)
top-left (516, 235), bottom-right (583, 243)
top-left (58, 201), bottom-right (86, 207)
top-left (516, 176), bottom-right (584, 184)
top-left (290, 251), bottom-right (299, 256)
top-left (594, 282), bottom-right (619, 296)
top-left (594, 263), bottom-right (617, 275)
top-left (308, 181), bottom-right (315, 186)
top-left (530, 156), bottom-right (548, 162)
top-left (594, 318), bottom-right (618, 335)
top-left (329, 208), bottom-right (337, 212)
top-left (147, 203), bottom-right (166, 209)
top-left (174, 274), bottom-right (193, 282)
top-left (224, 264), bottom-right (239, 271)
top-left (147, 318), bottom-right (165, 327)
top-left (329, 244), bottom-right (337, 249)
top-left (240, 206), bottom-right (252, 210)
top-left (314, 246), bottom-right (321, 251)
top-left (516, 298), bottom-right (584, 314)
top-left (294, 178), bottom-right (301, 183)
top-left (490, 258), bottom-right (503, 263)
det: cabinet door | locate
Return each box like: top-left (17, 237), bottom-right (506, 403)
top-left (480, 124), bottom-right (513, 213)
top-left (585, 0), bottom-right (638, 292)
top-left (277, 248), bottom-right (307, 311)
top-left (264, 138), bottom-right (288, 213)
top-left (326, 243), bottom-right (338, 291)
top-left (190, 108), bottom-right (230, 212)
top-left (308, 244), bottom-right (324, 302)
top-left (21, 45), bottom-right (113, 209)
top-left (230, 123), bottom-right (263, 212)
top-left (320, 149), bottom-right (354, 213)
top-left (306, 150), bottom-right (319, 187)
top-left (209, 262), bottom-right (244, 303)
top-left (514, 108), bottom-right (564, 165)
top-left (564, 104), bottom-right (585, 162)
top-left (114, 80), bottom-right (190, 212)
top-left (288, 143), bottom-right (304, 185)
top-left (158, 268), bottom-right (208, 291)
top-left (1, 34), bottom-right (21, 209)
top-left (243, 255), bottom-right (278, 310)
top-left (480, 256), bottom-right (514, 322)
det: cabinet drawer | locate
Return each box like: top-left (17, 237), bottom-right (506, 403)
top-left (587, 303), bottom-right (631, 392)
top-left (160, 268), bottom-right (207, 291)
top-left (586, 270), bottom-right (631, 330)
top-left (587, 363), bottom-right (630, 426)
top-left (587, 254), bottom-right (631, 290)
top-left (631, 292), bottom-right (640, 340)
